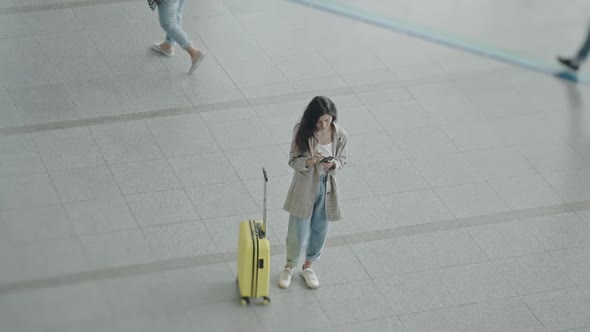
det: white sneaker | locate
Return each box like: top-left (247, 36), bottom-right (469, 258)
top-left (188, 50), bottom-right (206, 74)
top-left (300, 268), bottom-right (319, 289)
top-left (278, 266), bottom-right (294, 289)
top-left (152, 43), bottom-right (174, 56)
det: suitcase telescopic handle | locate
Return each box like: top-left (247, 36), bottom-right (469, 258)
top-left (262, 168), bottom-right (268, 233)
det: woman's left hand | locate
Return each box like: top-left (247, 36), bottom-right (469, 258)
top-left (320, 160), bottom-right (336, 170)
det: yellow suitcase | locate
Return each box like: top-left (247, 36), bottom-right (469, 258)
top-left (237, 168), bottom-right (270, 305)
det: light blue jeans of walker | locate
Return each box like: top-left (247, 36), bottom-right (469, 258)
top-left (286, 174), bottom-right (330, 268)
top-left (158, 0), bottom-right (191, 49)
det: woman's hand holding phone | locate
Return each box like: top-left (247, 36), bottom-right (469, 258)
top-left (306, 152), bottom-right (324, 167)
top-left (319, 156), bottom-right (335, 170)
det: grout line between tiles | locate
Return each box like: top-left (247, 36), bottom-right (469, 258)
top-left (2, 198), bottom-right (590, 294)
top-left (0, 0), bottom-right (137, 15)
top-left (0, 87), bottom-right (357, 137)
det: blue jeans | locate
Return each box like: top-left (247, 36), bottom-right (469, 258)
top-left (158, 0), bottom-right (191, 49)
top-left (286, 175), bottom-right (330, 268)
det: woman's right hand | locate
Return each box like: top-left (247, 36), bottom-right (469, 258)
top-left (306, 152), bottom-right (323, 167)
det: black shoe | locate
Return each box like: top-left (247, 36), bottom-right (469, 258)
top-left (557, 56), bottom-right (579, 71)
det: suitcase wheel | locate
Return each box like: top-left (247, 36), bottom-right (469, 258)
top-left (262, 296), bottom-right (271, 305)
top-left (240, 297), bottom-right (250, 306)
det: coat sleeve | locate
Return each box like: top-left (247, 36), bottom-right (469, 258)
top-left (327, 131), bottom-right (348, 176)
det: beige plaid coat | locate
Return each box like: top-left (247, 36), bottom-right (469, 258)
top-left (283, 122), bottom-right (348, 221)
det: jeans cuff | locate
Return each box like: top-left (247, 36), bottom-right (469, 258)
top-left (305, 256), bottom-right (320, 263)
top-left (180, 40), bottom-right (192, 50)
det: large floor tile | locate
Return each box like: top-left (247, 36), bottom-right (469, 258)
top-left (64, 78), bottom-right (137, 118)
top-left (336, 196), bottom-right (396, 235)
top-left (463, 147), bottom-right (537, 180)
top-left (375, 270), bottom-right (456, 315)
top-left (157, 263), bottom-right (236, 310)
top-left (390, 126), bottom-right (458, 158)
top-left (114, 310), bottom-right (193, 332)
top-left (336, 105), bottom-right (383, 136)
top-left (125, 189), bottom-right (199, 228)
top-left (253, 290), bottom-right (332, 331)
top-left (110, 159), bottom-right (181, 195)
top-left (50, 165), bottom-right (121, 202)
top-left (516, 139), bottom-right (590, 173)
top-left (221, 59), bottom-right (287, 87)
top-left (21, 237), bottom-right (89, 280)
top-left (81, 229), bottom-right (153, 269)
top-left (488, 174), bottom-right (563, 210)
top-left (362, 159), bottom-right (429, 195)
top-left (314, 245), bottom-right (371, 286)
top-left (314, 280), bottom-right (395, 325)
top-left (324, 317), bottom-right (406, 332)
top-left (366, 101), bottom-right (433, 131)
top-left (1, 204), bottom-right (74, 244)
top-left (9, 83), bottom-right (80, 125)
top-left (577, 208), bottom-right (590, 227)
top-left (0, 87), bottom-right (23, 128)
top-left (412, 153), bottom-right (483, 187)
top-left (168, 152), bottom-right (239, 187)
top-left (435, 182), bottom-right (511, 219)
top-left (225, 145), bottom-right (292, 180)
top-left (345, 132), bottom-right (405, 167)
top-left (409, 228), bottom-right (488, 269)
top-left (50, 54), bottom-right (113, 83)
top-left (207, 117), bottom-right (276, 150)
top-left (64, 196), bottom-right (138, 235)
top-left (434, 262), bottom-right (516, 305)
top-left (119, 72), bottom-right (192, 113)
top-left (522, 287), bottom-right (590, 332)
top-left (493, 252), bottom-right (578, 295)
top-left (466, 219), bottom-right (545, 259)
top-left (379, 189), bottom-right (454, 227)
top-left (90, 121), bottom-right (164, 165)
top-left (523, 213), bottom-right (590, 252)
top-left (259, 112), bottom-right (302, 145)
top-left (0, 173), bottom-right (60, 209)
top-left (185, 301), bottom-right (262, 331)
top-left (350, 237), bottom-right (428, 278)
top-left (337, 166), bottom-right (374, 200)
top-left (145, 113), bottom-right (221, 158)
top-left (543, 168), bottom-right (590, 203)
top-left (400, 297), bottom-right (545, 332)
top-left (0, 134), bottom-right (46, 178)
top-left (442, 121), bottom-right (506, 151)
top-left (185, 181), bottom-right (259, 219)
top-left (32, 127), bottom-right (105, 171)
top-left (550, 246), bottom-right (590, 286)
top-left (142, 220), bottom-right (219, 260)
top-left (99, 272), bottom-right (166, 320)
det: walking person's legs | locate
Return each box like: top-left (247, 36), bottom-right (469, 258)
top-left (162, 0), bottom-right (185, 48)
top-left (558, 22), bottom-right (590, 71)
top-left (154, 0), bottom-right (205, 73)
top-left (575, 23), bottom-right (590, 62)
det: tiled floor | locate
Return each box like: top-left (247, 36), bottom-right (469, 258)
top-left (1, 0), bottom-right (590, 331)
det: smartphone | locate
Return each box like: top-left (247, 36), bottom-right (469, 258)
top-left (320, 156), bottom-right (334, 163)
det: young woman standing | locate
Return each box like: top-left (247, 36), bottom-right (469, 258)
top-left (278, 96), bottom-right (348, 289)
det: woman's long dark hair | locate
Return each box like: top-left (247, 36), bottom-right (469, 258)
top-left (294, 96), bottom-right (337, 154)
